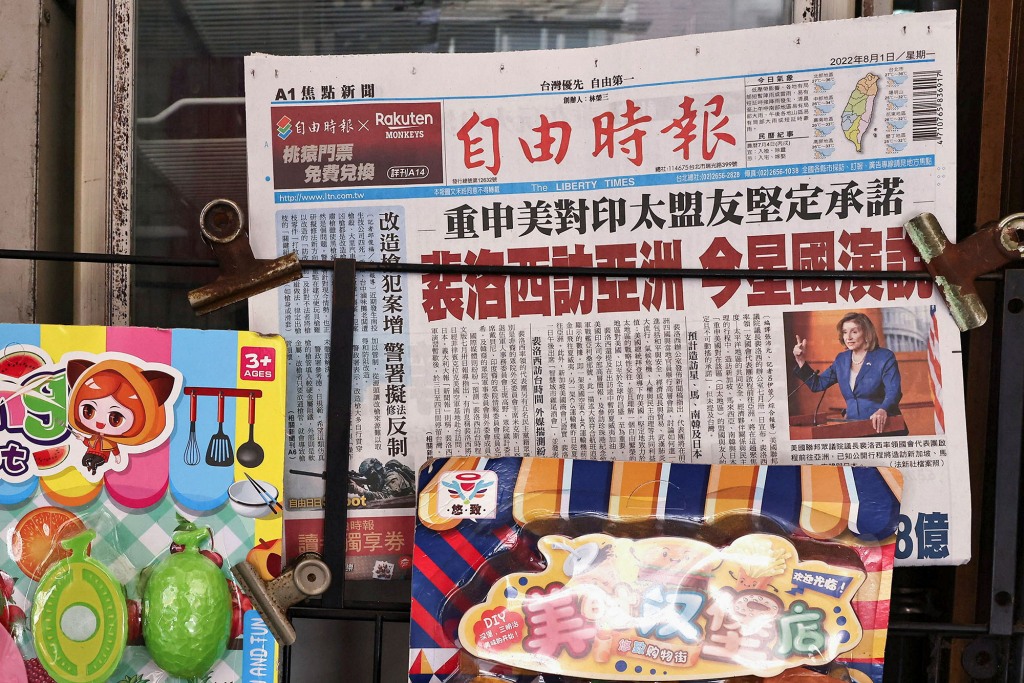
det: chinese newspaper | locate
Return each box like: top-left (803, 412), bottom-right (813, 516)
top-left (245, 11), bottom-right (966, 571)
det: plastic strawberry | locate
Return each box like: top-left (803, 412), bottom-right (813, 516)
top-left (24, 657), bottom-right (57, 683)
top-left (8, 610), bottom-right (52, 683)
top-left (6, 605), bottom-right (26, 625)
top-left (118, 675), bottom-right (151, 683)
top-left (0, 572), bottom-right (15, 632)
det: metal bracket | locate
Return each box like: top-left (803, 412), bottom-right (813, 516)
top-left (231, 552), bottom-right (332, 646)
top-left (904, 212), bottom-right (1024, 330)
top-left (187, 199), bottom-right (302, 315)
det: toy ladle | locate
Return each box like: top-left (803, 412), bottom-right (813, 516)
top-left (235, 393), bottom-right (264, 468)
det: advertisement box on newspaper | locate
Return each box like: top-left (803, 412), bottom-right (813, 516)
top-left (0, 324), bottom-right (286, 681)
top-left (245, 12), bottom-right (966, 567)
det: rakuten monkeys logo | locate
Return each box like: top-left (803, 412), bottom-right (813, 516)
top-left (378, 112), bottom-right (434, 139)
top-left (271, 102), bottom-right (442, 188)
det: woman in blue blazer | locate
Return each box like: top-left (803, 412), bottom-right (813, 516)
top-left (792, 312), bottom-right (904, 434)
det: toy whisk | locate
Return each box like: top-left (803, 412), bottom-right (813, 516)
top-left (184, 391), bottom-right (200, 466)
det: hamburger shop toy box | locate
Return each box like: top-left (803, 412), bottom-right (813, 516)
top-left (412, 456), bottom-right (905, 683)
top-left (0, 324), bottom-right (287, 683)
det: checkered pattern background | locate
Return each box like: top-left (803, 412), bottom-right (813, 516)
top-left (1, 487), bottom-right (257, 682)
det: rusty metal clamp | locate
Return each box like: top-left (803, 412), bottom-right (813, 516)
top-left (231, 552), bottom-right (331, 646)
top-left (905, 212), bottom-right (1024, 331)
top-left (187, 199), bottom-right (302, 315)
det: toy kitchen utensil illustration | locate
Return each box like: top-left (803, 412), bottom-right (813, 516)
top-left (235, 392), bottom-right (265, 468)
top-left (206, 393), bottom-right (234, 467)
top-left (183, 387), bottom-right (265, 469)
top-left (226, 473), bottom-right (282, 518)
top-left (243, 472), bottom-right (281, 513)
top-left (184, 391), bottom-right (200, 466)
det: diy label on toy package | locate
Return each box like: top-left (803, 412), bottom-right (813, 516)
top-left (459, 533), bottom-right (863, 680)
top-left (0, 324), bottom-right (287, 683)
top-left (245, 12), bottom-right (968, 566)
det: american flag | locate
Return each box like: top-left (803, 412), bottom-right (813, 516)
top-left (927, 305), bottom-right (945, 434)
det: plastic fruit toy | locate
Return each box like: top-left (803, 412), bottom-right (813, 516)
top-left (2, 604), bottom-right (26, 632)
top-left (245, 537), bottom-right (282, 581)
top-left (11, 507), bottom-right (87, 581)
top-left (24, 658), bottom-right (57, 683)
top-left (169, 541), bottom-right (223, 568)
top-left (143, 527), bottom-right (231, 680)
top-left (126, 600), bottom-right (143, 646)
top-left (30, 529), bottom-right (127, 683)
top-left (228, 583), bottom-right (253, 642)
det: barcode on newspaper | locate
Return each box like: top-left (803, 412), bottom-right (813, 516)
top-left (912, 70), bottom-right (941, 142)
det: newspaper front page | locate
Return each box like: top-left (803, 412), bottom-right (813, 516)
top-left (245, 11), bottom-right (966, 573)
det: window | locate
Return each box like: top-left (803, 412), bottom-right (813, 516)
top-left (127, 0), bottom-right (793, 329)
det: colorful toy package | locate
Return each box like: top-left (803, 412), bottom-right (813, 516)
top-left (412, 457), bottom-right (903, 683)
top-left (0, 324), bottom-right (287, 683)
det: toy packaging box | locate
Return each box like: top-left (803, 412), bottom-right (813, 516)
top-left (0, 324), bottom-right (287, 683)
top-left (411, 457), bottom-right (904, 683)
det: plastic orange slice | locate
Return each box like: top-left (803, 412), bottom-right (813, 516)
top-left (9, 507), bottom-right (87, 581)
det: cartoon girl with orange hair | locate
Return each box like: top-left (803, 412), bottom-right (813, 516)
top-left (66, 358), bottom-right (178, 476)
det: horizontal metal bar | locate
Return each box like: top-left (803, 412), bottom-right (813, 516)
top-left (136, 96), bottom-right (244, 126)
top-left (888, 621), bottom-right (994, 637)
top-left (0, 247), bottom-right (951, 281)
top-left (289, 605), bottom-right (410, 623)
top-left (0, 248), bottom-right (218, 268)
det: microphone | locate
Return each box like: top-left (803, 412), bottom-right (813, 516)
top-left (788, 365), bottom-right (815, 398)
top-left (790, 365), bottom-right (829, 425)
top-left (788, 365), bottom-right (820, 397)
top-left (811, 372), bottom-right (830, 426)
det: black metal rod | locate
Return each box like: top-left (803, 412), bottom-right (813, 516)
top-left (321, 258), bottom-right (358, 610)
top-left (0, 248), bottom-right (218, 268)
top-left (280, 638), bottom-right (292, 681)
top-left (991, 268), bottom-right (1024, 636)
top-left (372, 615), bottom-right (384, 683)
top-left (289, 606), bottom-right (410, 622)
top-left (0, 246), bottom-right (948, 280)
top-left (887, 621), bottom-right (992, 636)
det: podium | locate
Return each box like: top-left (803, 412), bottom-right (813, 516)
top-left (789, 414), bottom-right (907, 440)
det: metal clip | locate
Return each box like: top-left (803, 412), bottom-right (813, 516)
top-left (904, 212), bottom-right (1024, 330)
top-left (187, 199), bottom-right (302, 315)
top-left (231, 553), bottom-right (331, 646)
